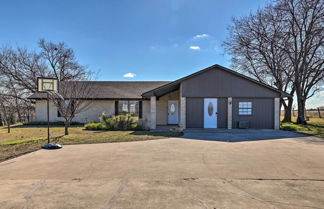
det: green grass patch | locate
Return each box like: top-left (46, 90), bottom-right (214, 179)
top-left (0, 125), bottom-right (182, 162)
top-left (1, 137), bottom-right (45, 145)
top-left (23, 121), bottom-right (84, 126)
top-left (281, 122), bottom-right (324, 138)
top-left (58, 130), bottom-right (182, 145)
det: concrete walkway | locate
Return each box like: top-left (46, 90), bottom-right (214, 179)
top-left (0, 133), bottom-right (323, 209)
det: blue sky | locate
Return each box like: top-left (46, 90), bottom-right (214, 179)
top-left (0, 0), bottom-right (322, 107)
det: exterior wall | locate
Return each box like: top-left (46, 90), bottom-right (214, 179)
top-left (156, 90), bottom-right (179, 125)
top-left (232, 98), bottom-right (274, 129)
top-left (73, 101), bottom-right (115, 123)
top-left (182, 67), bottom-right (281, 98)
top-left (186, 97), bottom-right (273, 129)
top-left (182, 67), bottom-right (278, 129)
top-left (35, 100), bottom-right (115, 123)
top-left (217, 98), bottom-right (228, 128)
top-left (186, 97), bottom-right (227, 128)
top-left (35, 100), bottom-right (60, 122)
top-left (142, 100), bottom-right (151, 128)
top-left (186, 98), bottom-right (203, 128)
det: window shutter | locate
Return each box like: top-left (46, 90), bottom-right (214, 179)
top-left (139, 101), bottom-right (143, 119)
top-left (115, 101), bottom-right (118, 116)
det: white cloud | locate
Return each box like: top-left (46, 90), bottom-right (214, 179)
top-left (305, 88), bottom-right (324, 108)
top-left (123, 73), bottom-right (136, 78)
top-left (189, 46), bottom-right (200, 50)
top-left (193, 34), bottom-right (209, 39)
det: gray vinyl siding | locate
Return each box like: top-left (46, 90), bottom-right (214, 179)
top-left (186, 97), bottom-right (227, 128)
top-left (232, 98), bottom-right (274, 129)
top-left (181, 67), bottom-right (280, 98)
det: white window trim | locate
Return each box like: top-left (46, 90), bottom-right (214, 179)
top-left (238, 102), bottom-right (253, 116)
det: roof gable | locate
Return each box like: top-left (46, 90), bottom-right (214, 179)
top-left (142, 64), bottom-right (290, 97)
top-left (182, 66), bottom-right (280, 97)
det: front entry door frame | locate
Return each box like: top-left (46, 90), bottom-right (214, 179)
top-left (168, 100), bottom-right (179, 125)
top-left (204, 98), bottom-right (218, 128)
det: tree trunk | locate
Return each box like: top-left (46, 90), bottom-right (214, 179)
top-left (282, 97), bottom-right (293, 122)
top-left (0, 113), bottom-right (3, 126)
top-left (296, 98), bottom-right (307, 124)
top-left (16, 105), bottom-right (22, 122)
top-left (64, 121), bottom-right (70, 135)
top-left (7, 120), bottom-right (10, 133)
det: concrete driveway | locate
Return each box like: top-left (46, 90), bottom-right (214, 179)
top-left (0, 130), bottom-right (323, 209)
top-left (182, 129), bottom-right (312, 142)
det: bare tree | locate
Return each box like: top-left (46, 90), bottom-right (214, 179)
top-left (224, 0), bottom-right (324, 124)
top-left (49, 80), bottom-right (96, 135)
top-left (276, 0), bottom-right (324, 124)
top-left (39, 39), bottom-right (89, 81)
top-left (0, 47), bottom-right (47, 93)
top-left (224, 5), bottom-right (295, 122)
top-left (0, 39), bottom-right (92, 126)
top-left (0, 91), bottom-right (16, 133)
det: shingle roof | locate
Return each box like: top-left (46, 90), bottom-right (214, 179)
top-left (28, 81), bottom-right (170, 100)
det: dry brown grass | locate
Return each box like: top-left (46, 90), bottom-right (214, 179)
top-left (0, 125), bottom-right (182, 162)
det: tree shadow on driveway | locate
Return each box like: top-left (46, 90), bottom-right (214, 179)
top-left (180, 129), bottom-right (315, 142)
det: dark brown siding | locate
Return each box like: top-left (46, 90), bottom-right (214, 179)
top-left (182, 67), bottom-right (280, 98)
top-left (186, 98), bottom-right (203, 128)
top-left (217, 98), bottom-right (228, 128)
top-left (232, 98), bottom-right (274, 129)
top-left (186, 97), bottom-right (227, 128)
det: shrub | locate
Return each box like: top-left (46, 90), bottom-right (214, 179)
top-left (85, 123), bottom-right (106, 130)
top-left (100, 114), bottom-right (143, 131)
top-left (84, 114), bottom-right (144, 131)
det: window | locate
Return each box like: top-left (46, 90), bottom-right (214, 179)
top-left (117, 101), bottom-right (139, 116)
top-left (238, 102), bottom-right (252, 115)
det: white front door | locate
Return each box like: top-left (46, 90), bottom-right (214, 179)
top-left (168, 100), bottom-right (179, 124)
top-left (204, 98), bottom-right (218, 128)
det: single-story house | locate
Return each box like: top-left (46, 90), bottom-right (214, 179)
top-left (29, 64), bottom-right (289, 129)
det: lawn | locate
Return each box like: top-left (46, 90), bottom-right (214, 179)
top-left (281, 117), bottom-right (324, 138)
top-left (0, 124), bottom-right (182, 162)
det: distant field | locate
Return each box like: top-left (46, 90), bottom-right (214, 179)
top-left (280, 116), bottom-right (324, 123)
top-left (281, 110), bottom-right (324, 119)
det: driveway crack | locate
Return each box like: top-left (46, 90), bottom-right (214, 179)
top-left (101, 178), bottom-right (128, 209)
top-left (22, 179), bottom-right (46, 209)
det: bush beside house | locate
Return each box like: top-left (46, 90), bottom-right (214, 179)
top-left (85, 114), bottom-right (144, 131)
